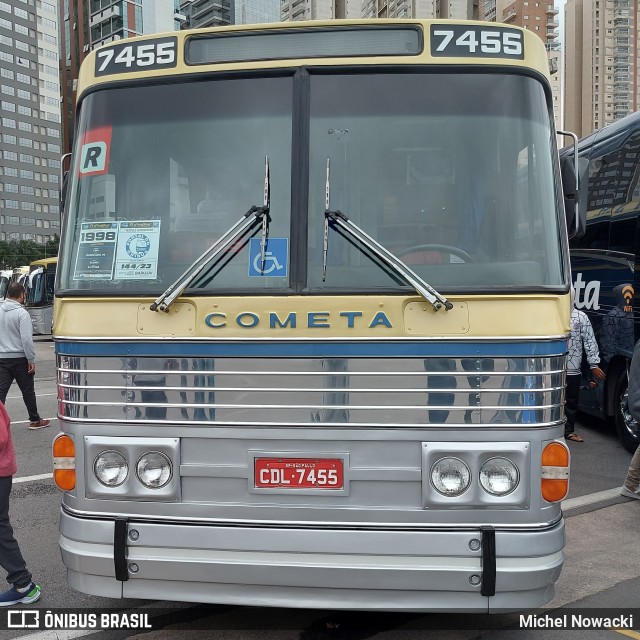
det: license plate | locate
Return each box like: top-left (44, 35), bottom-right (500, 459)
top-left (254, 457), bottom-right (344, 489)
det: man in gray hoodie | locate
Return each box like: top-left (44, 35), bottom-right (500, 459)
top-left (0, 283), bottom-right (49, 430)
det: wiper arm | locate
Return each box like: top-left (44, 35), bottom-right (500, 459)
top-left (325, 210), bottom-right (452, 311)
top-left (150, 156), bottom-right (271, 313)
top-left (323, 158), bottom-right (331, 281)
top-left (322, 157), bottom-right (451, 311)
top-left (259, 157), bottom-right (271, 273)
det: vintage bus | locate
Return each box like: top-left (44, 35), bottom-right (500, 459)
top-left (25, 257), bottom-right (57, 335)
top-left (562, 111), bottom-right (640, 453)
top-left (53, 20), bottom-right (578, 612)
top-left (11, 265), bottom-right (29, 286)
top-left (0, 269), bottom-right (11, 300)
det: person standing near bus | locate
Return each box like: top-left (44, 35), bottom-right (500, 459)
top-left (565, 300), bottom-right (606, 442)
top-left (0, 283), bottom-right (50, 430)
top-left (0, 401), bottom-right (42, 605)
top-left (621, 339), bottom-right (640, 499)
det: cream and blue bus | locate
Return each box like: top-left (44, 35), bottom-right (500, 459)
top-left (53, 20), bottom-right (580, 612)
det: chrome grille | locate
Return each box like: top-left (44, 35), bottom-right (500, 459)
top-left (58, 353), bottom-right (565, 427)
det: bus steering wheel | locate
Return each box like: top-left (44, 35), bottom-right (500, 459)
top-left (396, 244), bottom-right (472, 263)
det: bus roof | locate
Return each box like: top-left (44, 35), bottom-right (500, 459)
top-left (30, 257), bottom-right (57, 269)
top-left (560, 110), bottom-right (640, 156)
top-left (77, 19), bottom-right (551, 101)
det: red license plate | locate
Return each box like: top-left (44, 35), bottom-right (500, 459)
top-left (254, 458), bottom-right (344, 489)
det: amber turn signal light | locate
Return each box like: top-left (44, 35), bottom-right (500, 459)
top-left (541, 441), bottom-right (570, 502)
top-left (53, 433), bottom-right (76, 491)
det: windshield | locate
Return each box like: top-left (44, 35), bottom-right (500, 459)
top-left (58, 71), bottom-right (564, 295)
top-left (309, 73), bottom-right (563, 291)
top-left (25, 268), bottom-right (55, 306)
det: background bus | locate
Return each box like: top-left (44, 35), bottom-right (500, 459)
top-left (53, 20), bottom-right (576, 612)
top-left (25, 257), bottom-right (57, 335)
top-left (0, 269), bottom-right (11, 300)
top-left (563, 110), bottom-right (640, 453)
top-left (11, 265), bottom-right (29, 286)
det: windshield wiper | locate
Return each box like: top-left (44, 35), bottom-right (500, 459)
top-left (150, 156), bottom-right (271, 313)
top-left (322, 159), bottom-right (452, 312)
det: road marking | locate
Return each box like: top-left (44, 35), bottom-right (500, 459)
top-left (12, 417), bottom-right (57, 425)
top-left (6, 393), bottom-right (57, 399)
top-left (14, 472), bottom-right (53, 484)
top-left (615, 630), bottom-right (640, 639)
top-left (562, 487), bottom-right (624, 512)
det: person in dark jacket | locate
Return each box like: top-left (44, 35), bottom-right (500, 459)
top-left (0, 401), bottom-right (41, 605)
top-left (0, 283), bottom-right (49, 430)
top-left (621, 339), bottom-right (640, 499)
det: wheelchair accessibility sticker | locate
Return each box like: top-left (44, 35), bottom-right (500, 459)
top-left (248, 238), bottom-right (288, 277)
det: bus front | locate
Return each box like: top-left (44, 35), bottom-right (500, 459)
top-left (54, 21), bottom-right (571, 612)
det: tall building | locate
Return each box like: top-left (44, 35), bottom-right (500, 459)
top-left (281, 0), bottom-right (478, 21)
top-left (235, 0), bottom-right (279, 24)
top-left (178, 0), bottom-right (234, 28)
top-left (481, 0), bottom-right (563, 132)
top-left (565, 0), bottom-right (639, 138)
top-left (60, 1), bottom-right (177, 156)
top-left (0, 0), bottom-right (62, 245)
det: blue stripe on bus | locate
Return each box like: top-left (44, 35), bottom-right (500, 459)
top-left (56, 340), bottom-right (568, 358)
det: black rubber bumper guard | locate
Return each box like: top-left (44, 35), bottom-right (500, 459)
top-left (114, 517), bottom-right (129, 582)
top-left (480, 526), bottom-right (496, 597)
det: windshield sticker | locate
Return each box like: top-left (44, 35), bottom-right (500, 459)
top-left (73, 220), bottom-right (161, 280)
top-left (73, 222), bottom-right (119, 280)
top-left (78, 127), bottom-right (112, 177)
top-left (248, 238), bottom-right (288, 277)
top-left (114, 221), bottom-right (161, 280)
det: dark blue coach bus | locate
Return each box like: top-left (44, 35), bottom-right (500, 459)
top-left (562, 110), bottom-right (640, 453)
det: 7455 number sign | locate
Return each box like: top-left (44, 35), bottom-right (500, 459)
top-left (95, 37), bottom-right (178, 76)
top-left (430, 25), bottom-right (524, 59)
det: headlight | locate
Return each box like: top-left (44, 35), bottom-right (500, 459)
top-left (94, 450), bottom-right (128, 487)
top-left (136, 451), bottom-right (172, 489)
top-left (431, 457), bottom-right (471, 496)
top-left (480, 457), bottom-right (519, 496)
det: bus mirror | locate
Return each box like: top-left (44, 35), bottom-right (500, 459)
top-left (560, 154), bottom-right (587, 241)
top-left (558, 129), bottom-right (586, 240)
top-left (560, 154), bottom-right (578, 237)
top-left (61, 170), bottom-right (69, 211)
top-left (60, 152), bottom-right (72, 223)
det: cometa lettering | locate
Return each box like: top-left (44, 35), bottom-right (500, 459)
top-left (204, 310), bottom-right (393, 330)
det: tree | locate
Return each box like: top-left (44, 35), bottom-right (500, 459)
top-left (0, 236), bottom-right (59, 268)
top-left (44, 235), bottom-right (59, 258)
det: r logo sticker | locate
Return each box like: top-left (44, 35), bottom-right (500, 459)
top-left (80, 142), bottom-right (107, 174)
top-left (77, 126), bottom-right (112, 176)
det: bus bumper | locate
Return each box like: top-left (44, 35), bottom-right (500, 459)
top-left (59, 508), bottom-right (564, 613)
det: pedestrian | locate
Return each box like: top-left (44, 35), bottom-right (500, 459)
top-left (0, 283), bottom-right (50, 430)
top-left (565, 301), bottom-right (605, 442)
top-left (621, 339), bottom-right (640, 500)
top-left (0, 401), bottom-right (41, 605)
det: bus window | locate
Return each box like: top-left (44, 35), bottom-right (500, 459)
top-left (609, 133), bottom-right (640, 254)
top-left (60, 76), bottom-right (293, 293)
top-left (574, 151), bottom-right (613, 251)
top-left (306, 72), bottom-right (562, 290)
